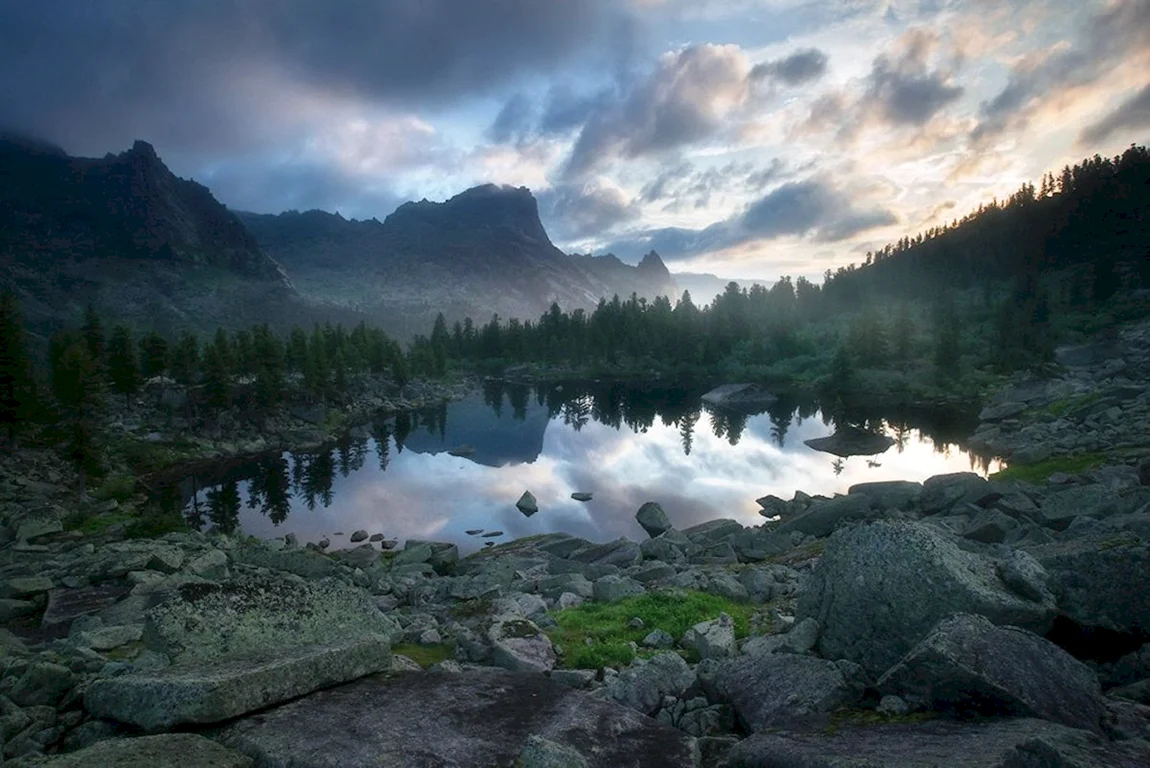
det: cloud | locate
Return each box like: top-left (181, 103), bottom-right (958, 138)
top-left (564, 43), bottom-right (755, 176)
top-left (1079, 83), bottom-right (1150, 145)
top-left (538, 181), bottom-right (640, 242)
top-left (866, 28), bottom-right (963, 126)
top-left (488, 94), bottom-right (535, 144)
top-left (973, 0), bottom-right (1150, 142)
top-left (201, 160), bottom-right (404, 220)
top-left (751, 48), bottom-right (829, 86)
top-left (605, 177), bottom-right (897, 262)
top-left (0, 0), bottom-right (635, 156)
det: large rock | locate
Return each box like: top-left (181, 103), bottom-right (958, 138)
top-left (775, 494), bottom-right (875, 539)
top-left (878, 614), bottom-right (1105, 732)
top-left (488, 617), bottom-right (557, 673)
top-left (142, 576), bottom-right (400, 663)
top-left (804, 426), bottom-right (895, 457)
top-left (229, 545), bottom-right (339, 579)
top-left (517, 491), bottom-right (539, 516)
top-left (1028, 532), bottom-right (1150, 635)
top-left (681, 613), bottom-right (737, 660)
top-left (37, 733), bottom-right (253, 768)
top-left (212, 668), bottom-right (697, 767)
top-left (715, 652), bottom-right (865, 732)
top-left (917, 472), bottom-right (990, 516)
top-left (592, 575), bottom-right (645, 603)
top-left (635, 502), bottom-right (672, 538)
top-left (681, 518), bottom-right (745, 547)
top-left (1035, 486), bottom-right (1150, 531)
top-left (40, 583), bottom-right (132, 636)
top-left (796, 521), bottom-right (1054, 676)
top-left (847, 480), bottom-right (923, 509)
top-left (85, 636), bottom-right (391, 731)
top-left (605, 652), bottom-right (696, 716)
top-left (723, 716), bottom-right (1150, 768)
top-left (572, 538), bottom-right (641, 568)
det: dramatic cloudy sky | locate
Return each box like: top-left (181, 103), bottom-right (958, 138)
top-left (2, 0), bottom-right (1148, 280)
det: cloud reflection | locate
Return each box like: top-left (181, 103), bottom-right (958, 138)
top-left (187, 387), bottom-right (1001, 553)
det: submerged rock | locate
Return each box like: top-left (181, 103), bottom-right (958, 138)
top-left (804, 426), bottom-right (896, 457)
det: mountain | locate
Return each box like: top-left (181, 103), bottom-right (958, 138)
top-left (672, 272), bottom-right (771, 306)
top-left (240, 185), bottom-right (677, 336)
top-left (0, 136), bottom-right (298, 335)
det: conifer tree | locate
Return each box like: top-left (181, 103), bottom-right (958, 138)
top-left (170, 333), bottom-right (200, 385)
top-left (80, 303), bottom-right (106, 374)
top-left (0, 293), bottom-right (35, 442)
top-left (49, 333), bottom-right (104, 479)
top-left (138, 332), bottom-right (170, 379)
top-left (107, 325), bottom-right (140, 406)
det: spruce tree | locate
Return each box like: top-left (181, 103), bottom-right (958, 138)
top-left (170, 333), bottom-right (200, 385)
top-left (107, 325), bottom-right (140, 406)
top-left (49, 334), bottom-right (104, 478)
top-left (80, 303), bottom-right (106, 374)
top-left (138, 332), bottom-right (170, 379)
top-left (201, 341), bottom-right (231, 410)
top-left (0, 293), bottom-right (35, 442)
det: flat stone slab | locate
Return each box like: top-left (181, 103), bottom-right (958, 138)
top-left (85, 636), bottom-right (391, 731)
top-left (41, 583), bottom-right (133, 637)
top-left (212, 668), bottom-right (698, 768)
top-left (804, 427), bottom-right (896, 457)
top-left (38, 733), bottom-right (253, 767)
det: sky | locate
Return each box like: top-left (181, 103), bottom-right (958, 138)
top-left (1, 0), bottom-right (1148, 282)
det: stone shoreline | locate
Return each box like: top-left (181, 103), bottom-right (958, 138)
top-left (2, 326), bottom-right (1150, 766)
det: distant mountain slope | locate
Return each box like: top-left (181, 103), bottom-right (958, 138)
top-left (0, 136), bottom-right (299, 335)
top-left (240, 185), bottom-right (677, 335)
top-left (672, 272), bottom-right (771, 306)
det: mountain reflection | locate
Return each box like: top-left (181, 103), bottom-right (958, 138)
top-left (163, 383), bottom-right (997, 545)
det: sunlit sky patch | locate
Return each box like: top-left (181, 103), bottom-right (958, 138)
top-left (2, 0), bottom-right (1147, 281)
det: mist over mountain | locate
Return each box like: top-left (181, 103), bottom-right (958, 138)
top-left (240, 184), bottom-right (678, 336)
top-left (0, 136), bottom-right (298, 336)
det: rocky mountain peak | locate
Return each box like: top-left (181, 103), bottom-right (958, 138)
top-left (385, 184), bottom-right (552, 246)
top-left (637, 250), bottom-right (671, 278)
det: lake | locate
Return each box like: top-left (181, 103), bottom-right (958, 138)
top-left (164, 382), bottom-right (1001, 553)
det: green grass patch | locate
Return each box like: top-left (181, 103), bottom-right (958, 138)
top-left (91, 473), bottom-right (136, 503)
top-left (1041, 392), bottom-right (1103, 419)
top-left (124, 509), bottom-right (189, 539)
top-left (990, 452), bottom-right (1108, 483)
top-left (66, 508), bottom-right (137, 535)
top-left (546, 590), bottom-right (756, 670)
top-left (391, 642), bottom-right (456, 668)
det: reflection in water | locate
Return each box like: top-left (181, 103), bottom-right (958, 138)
top-left (162, 383), bottom-right (1000, 552)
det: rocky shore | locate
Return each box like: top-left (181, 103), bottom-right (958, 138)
top-left (3, 322), bottom-right (1150, 766)
top-left (1, 453), bottom-right (1148, 766)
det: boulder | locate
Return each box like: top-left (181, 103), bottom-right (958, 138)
top-left (605, 652), bottom-right (696, 716)
top-left (878, 614), bottom-right (1105, 732)
top-left (488, 618), bottom-right (556, 673)
top-left (640, 529), bottom-right (696, 564)
top-left (42, 583), bottom-right (135, 637)
top-left (681, 518), bottom-right (745, 547)
top-left (517, 491), bottom-right (539, 516)
top-left (755, 494), bottom-right (789, 518)
top-left (715, 652), bottom-right (866, 732)
top-left (1035, 486), bottom-right (1150, 531)
top-left (796, 521), bottom-right (1055, 676)
top-left (592, 575), bottom-right (645, 603)
top-left (142, 576), bottom-right (401, 663)
top-left (9, 661), bottom-right (75, 707)
top-left (37, 733), bottom-right (253, 768)
top-left (350, 530), bottom-right (369, 543)
top-left (740, 617), bottom-right (819, 657)
top-left (401, 540), bottom-right (459, 573)
top-left (1029, 532), bottom-right (1150, 635)
top-left (980, 401), bottom-right (1028, 421)
top-left (804, 427), bottom-right (895, 457)
top-left (918, 473), bottom-right (990, 516)
top-left (681, 613), bottom-right (737, 659)
top-left (212, 668), bottom-right (698, 768)
top-left (1, 576), bottom-right (54, 599)
top-left (846, 480), bottom-right (923, 510)
top-left (723, 716), bottom-right (1150, 768)
top-left (573, 538), bottom-right (642, 568)
top-left (635, 502), bottom-right (672, 538)
top-left (229, 545), bottom-right (339, 580)
top-left (963, 508), bottom-right (1018, 543)
top-left (775, 494), bottom-right (875, 539)
top-left (518, 734), bottom-right (589, 768)
top-left (85, 636), bottom-right (392, 731)
top-left (571, 492), bottom-right (593, 502)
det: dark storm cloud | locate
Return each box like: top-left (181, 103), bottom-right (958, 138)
top-left (564, 44), bottom-right (753, 177)
top-left (488, 94), bottom-right (535, 144)
top-left (538, 183), bottom-right (640, 241)
top-left (751, 48), bottom-right (829, 86)
top-left (866, 32), bottom-right (962, 125)
top-left (974, 0), bottom-right (1150, 142)
top-left (1080, 84), bottom-right (1150, 145)
top-left (0, 0), bottom-right (633, 156)
top-left (604, 178), bottom-right (896, 262)
top-left (539, 86), bottom-right (615, 136)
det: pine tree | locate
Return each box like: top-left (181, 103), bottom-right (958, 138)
top-left (201, 342), bottom-right (231, 410)
top-left (138, 332), bottom-right (170, 379)
top-left (0, 293), bottom-right (35, 442)
top-left (107, 325), bottom-right (140, 406)
top-left (80, 303), bottom-right (106, 374)
top-left (49, 334), bottom-right (104, 479)
top-left (252, 325), bottom-right (285, 408)
top-left (170, 333), bottom-right (200, 385)
top-left (892, 303), bottom-right (913, 361)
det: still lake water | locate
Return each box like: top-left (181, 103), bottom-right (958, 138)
top-left (169, 382), bottom-right (1001, 554)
